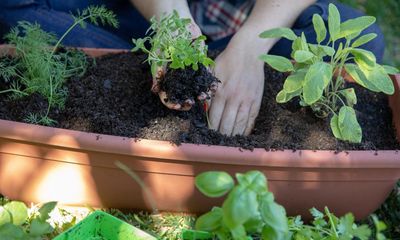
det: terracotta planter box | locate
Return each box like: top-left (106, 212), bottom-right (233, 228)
top-left (0, 46), bottom-right (399, 220)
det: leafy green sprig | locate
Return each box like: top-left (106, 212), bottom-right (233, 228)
top-left (1, 6), bottom-right (118, 125)
top-left (132, 10), bottom-right (214, 77)
top-left (190, 170), bottom-right (388, 240)
top-left (194, 171), bottom-right (289, 240)
top-left (259, 3), bottom-right (399, 143)
top-left (0, 201), bottom-right (57, 239)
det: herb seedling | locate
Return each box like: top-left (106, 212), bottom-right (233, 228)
top-left (132, 10), bottom-right (214, 77)
top-left (259, 3), bottom-right (399, 143)
top-left (191, 170), bottom-right (388, 240)
top-left (1, 6), bottom-right (119, 125)
top-left (0, 201), bottom-right (57, 239)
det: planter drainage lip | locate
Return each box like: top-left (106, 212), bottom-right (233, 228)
top-left (0, 119), bottom-right (399, 169)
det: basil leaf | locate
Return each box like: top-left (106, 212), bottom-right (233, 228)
top-left (195, 171), bottom-right (234, 198)
top-left (195, 207), bottom-right (223, 232)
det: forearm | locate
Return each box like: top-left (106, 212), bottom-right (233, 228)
top-left (229, 0), bottom-right (316, 54)
top-left (130, 0), bottom-right (193, 20)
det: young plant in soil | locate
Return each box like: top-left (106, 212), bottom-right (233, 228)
top-left (192, 170), bottom-right (388, 240)
top-left (259, 3), bottom-right (399, 143)
top-left (132, 10), bottom-right (218, 107)
top-left (0, 6), bottom-right (118, 125)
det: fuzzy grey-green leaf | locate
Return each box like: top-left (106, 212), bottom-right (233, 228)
top-left (339, 16), bottom-right (375, 39)
top-left (338, 88), bottom-right (357, 106)
top-left (283, 69), bottom-right (306, 93)
top-left (312, 14), bottom-right (327, 43)
top-left (382, 65), bottom-right (400, 75)
top-left (294, 50), bottom-right (314, 63)
top-left (351, 48), bottom-right (376, 70)
top-left (361, 65), bottom-right (394, 95)
top-left (344, 64), bottom-right (380, 92)
top-left (276, 89), bottom-right (302, 103)
top-left (352, 33), bottom-right (377, 48)
top-left (328, 4), bottom-right (341, 41)
top-left (259, 28), bottom-right (297, 41)
top-left (330, 114), bottom-right (342, 139)
top-left (259, 54), bottom-right (293, 72)
top-left (338, 106), bottom-right (362, 143)
top-left (303, 62), bottom-right (333, 105)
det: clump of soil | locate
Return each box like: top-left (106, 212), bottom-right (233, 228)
top-left (161, 64), bottom-right (218, 105)
top-left (0, 52), bottom-right (398, 151)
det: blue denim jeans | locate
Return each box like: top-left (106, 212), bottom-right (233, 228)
top-left (0, 0), bottom-right (385, 62)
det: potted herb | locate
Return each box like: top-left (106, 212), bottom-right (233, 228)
top-left (0, 5), bottom-right (399, 220)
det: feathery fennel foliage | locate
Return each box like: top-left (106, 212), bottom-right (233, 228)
top-left (0, 6), bottom-right (118, 125)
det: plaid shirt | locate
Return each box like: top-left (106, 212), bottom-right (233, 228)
top-left (189, 0), bottom-right (256, 40)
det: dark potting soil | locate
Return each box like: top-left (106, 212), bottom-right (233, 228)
top-left (0, 52), bottom-right (398, 151)
top-left (162, 64), bottom-right (218, 105)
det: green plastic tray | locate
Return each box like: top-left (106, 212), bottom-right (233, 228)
top-left (54, 210), bottom-right (156, 240)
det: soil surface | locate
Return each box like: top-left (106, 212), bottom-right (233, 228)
top-left (162, 64), bottom-right (218, 105)
top-left (0, 52), bottom-right (398, 151)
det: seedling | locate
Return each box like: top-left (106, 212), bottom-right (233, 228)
top-left (193, 170), bottom-right (388, 240)
top-left (132, 10), bottom-right (214, 77)
top-left (0, 201), bottom-right (57, 239)
top-left (259, 3), bottom-right (399, 143)
top-left (1, 6), bottom-right (119, 125)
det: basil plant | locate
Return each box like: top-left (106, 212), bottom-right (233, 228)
top-left (259, 3), bottom-right (399, 143)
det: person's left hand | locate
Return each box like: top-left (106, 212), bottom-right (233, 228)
top-left (209, 44), bottom-right (265, 136)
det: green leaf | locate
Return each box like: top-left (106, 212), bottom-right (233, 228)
top-left (0, 223), bottom-right (25, 240)
top-left (330, 114), bottom-right (343, 139)
top-left (276, 89), bottom-right (302, 103)
top-left (321, 46), bottom-right (335, 56)
top-left (222, 185), bottom-right (258, 228)
top-left (235, 171), bottom-right (267, 192)
top-left (259, 192), bottom-right (289, 240)
top-left (294, 50), bottom-right (314, 63)
top-left (283, 69), bottom-right (307, 93)
top-left (195, 207), bottom-right (223, 232)
top-left (351, 48), bottom-right (376, 70)
top-left (29, 219), bottom-right (52, 236)
top-left (229, 225), bottom-right (247, 240)
top-left (328, 4), bottom-right (341, 41)
top-left (4, 202), bottom-right (28, 226)
top-left (310, 208), bottom-right (324, 219)
top-left (259, 28), bottom-right (297, 41)
top-left (353, 225), bottom-right (372, 240)
top-left (195, 172), bottom-right (234, 198)
top-left (259, 54), bottom-right (293, 72)
top-left (382, 65), bottom-right (400, 75)
top-left (361, 65), bottom-right (394, 95)
top-left (338, 88), bottom-right (357, 107)
top-left (38, 202), bottom-right (57, 222)
top-left (0, 207), bottom-right (11, 227)
top-left (312, 14), bottom-right (327, 43)
top-left (339, 16), bottom-right (376, 39)
top-left (338, 106), bottom-right (362, 143)
top-left (352, 33), bottom-right (377, 48)
top-left (344, 64), bottom-right (380, 92)
top-left (303, 62), bottom-right (333, 105)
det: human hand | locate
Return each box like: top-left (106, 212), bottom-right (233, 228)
top-left (151, 22), bottom-right (212, 111)
top-left (209, 46), bottom-right (265, 136)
